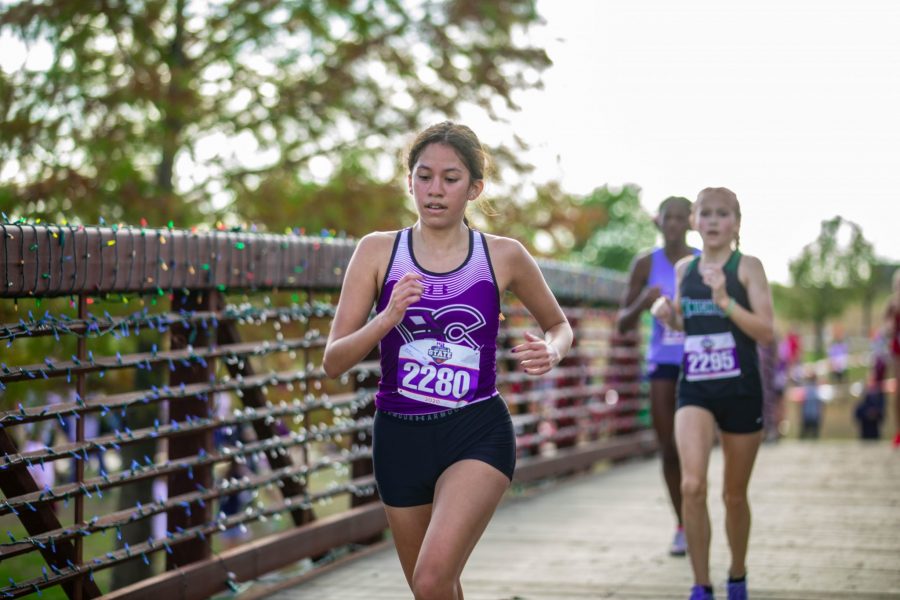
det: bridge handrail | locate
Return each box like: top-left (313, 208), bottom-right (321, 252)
top-left (0, 224), bottom-right (648, 600)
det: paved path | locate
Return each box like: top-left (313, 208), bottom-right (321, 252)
top-left (263, 440), bottom-right (900, 599)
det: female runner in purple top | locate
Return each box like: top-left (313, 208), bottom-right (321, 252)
top-left (616, 196), bottom-right (697, 556)
top-left (324, 122), bottom-right (573, 600)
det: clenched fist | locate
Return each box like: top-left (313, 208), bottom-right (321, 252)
top-left (382, 272), bottom-right (423, 329)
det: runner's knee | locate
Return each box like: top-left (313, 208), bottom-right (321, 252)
top-left (722, 488), bottom-right (749, 510)
top-left (681, 475), bottom-right (707, 500)
top-left (412, 565), bottom-right (456, 600)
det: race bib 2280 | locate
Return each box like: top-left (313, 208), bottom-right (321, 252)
top-left (397, 339), bottom-right (480, 408)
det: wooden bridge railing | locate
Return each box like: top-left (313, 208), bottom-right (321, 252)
top-left (0, 224), bottom-right (652, 599)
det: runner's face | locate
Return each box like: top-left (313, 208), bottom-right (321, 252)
top-left (694, 192), bottom-right (739, 250)
top-left (659, 203), bottom-right (691, 245)
top-left (408, 143), bottom-right (480, 228)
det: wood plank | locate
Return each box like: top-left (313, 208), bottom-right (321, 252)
top-left (261, 441), bottom-right (900, 600)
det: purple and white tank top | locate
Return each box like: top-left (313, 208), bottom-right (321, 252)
top-left (647, 247), bottom-right (699, 366)
top-left (375, 227), bottom-right (500, 415)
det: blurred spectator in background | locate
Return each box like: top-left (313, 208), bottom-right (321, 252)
top-left (828, 332), bottom-right (849, 383)
top-left (152, 477), bottom-right (168, 541)
top-left (218, 460), bottom-right (253, 549)
top-left (24, 423), bottom-right (56, 510)
top-left (870, 328), bottom-right (889, 386)
top-left (884, 269), bottom-right (900, 448)
top-left (854, 362), bottom-right (886, 441)
top-left (758, 336), bottom-right (785, 442)
top-left (782, 326), bottom-right (803, 383)
top-left (800, 368), bottom-right (823, 439)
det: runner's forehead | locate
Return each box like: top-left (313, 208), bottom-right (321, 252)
top-left (696, 192), bottom-right (736, 212)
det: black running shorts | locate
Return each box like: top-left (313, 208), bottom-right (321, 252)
top-left (372, 395), bottom-right (516, 507)
top-left (647, 362), bottom-right (681, 381)
top-left (678, 393), bottom-right (763, 434)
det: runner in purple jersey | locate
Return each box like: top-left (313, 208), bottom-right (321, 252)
top-left (323, 122), bottom-right (573, 600)
top-left (616, 196), bottom-right (698, 557)
top-left (374, 226), bottom-right (500, 414)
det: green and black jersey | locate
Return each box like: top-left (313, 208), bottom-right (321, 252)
top-left (677, 251), bottom-right (762, 402)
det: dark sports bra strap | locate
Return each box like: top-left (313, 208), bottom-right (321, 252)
top-left (686, 255), bottom-right (701, 276)
top-left (724, 250), bottom-right (742, 272)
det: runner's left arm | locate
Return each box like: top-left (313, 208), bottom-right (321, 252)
top-left (724, 255), bottom-right (774, 345)
top-left (505, 240), bottom-right (573, 376)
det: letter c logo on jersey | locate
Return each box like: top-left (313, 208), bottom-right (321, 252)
top-left (396, 304), bottom-right (486, 350)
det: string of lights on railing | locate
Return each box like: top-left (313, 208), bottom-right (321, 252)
top-left (0, 302), bottom-right (589, 390)
top-left (0, 303), bottom-right (337, 344)
top-left (0, 387), bottom-right (377, 472)
top-left (0, 216), bottom-right (364, 597)
top-left (0, 392), bottom-right (378, 595)
top-left (1, 414), bottom-right (375, 516)
top-left (0, 473), bottom-right (379, 599)
top-left (0, 440), bottom-right (375, 557)
top-left (0, 330), bottom-right (328, 387)
top-left (0, 443), bottom-right (375, 556)
top-left (0, 308), bottom-right (377, 592)
top-left (0, 351), bottom-right (380, 428)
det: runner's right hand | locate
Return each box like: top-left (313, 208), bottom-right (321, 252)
top-left (382, 272), bottom-right (423, 328)
top-left (650, 295), bottom-right (673, 323)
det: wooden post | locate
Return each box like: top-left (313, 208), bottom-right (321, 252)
top-left (166, 290), bottom-right (215, 569)
top-left (0, 430), bottom-right (102, 598)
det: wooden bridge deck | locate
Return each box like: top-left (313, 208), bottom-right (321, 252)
top-left (259, 440), bottom-right (900, 599)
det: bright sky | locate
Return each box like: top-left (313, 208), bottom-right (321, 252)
top-left (2, 1), bottom-right (898, 284)
top-left (465, 0), bottom-right (900, 283)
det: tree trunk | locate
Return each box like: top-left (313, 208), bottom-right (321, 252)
top-left (155, 0), bottom-right (186, 202)
top-left (813, 318), bottom-right (826, 360)
top-left (862, 291), bottom-right (873, 339)
top-left (114, 0), bottom-right (187, 586)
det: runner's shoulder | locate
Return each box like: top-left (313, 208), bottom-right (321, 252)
top-left (674, 254), bottom-right (696, 276)
top-left (736, 253), bottom-right (766, 281)
top-left (355, 230), bottom-right (401, 262)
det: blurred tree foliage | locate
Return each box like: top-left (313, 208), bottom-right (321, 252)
top-left (572, 183), bottom-right (656, 271)
top-left (239, 152), bottom-right (414, 236)
top-left (0, 0), bottom-right (550, 229)
top-left (783, 216), bottom-right (876, 356)
top-left (469, 180), bottom-right (584, 257)
top-left (471, 181), bottom-right (655, 270)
